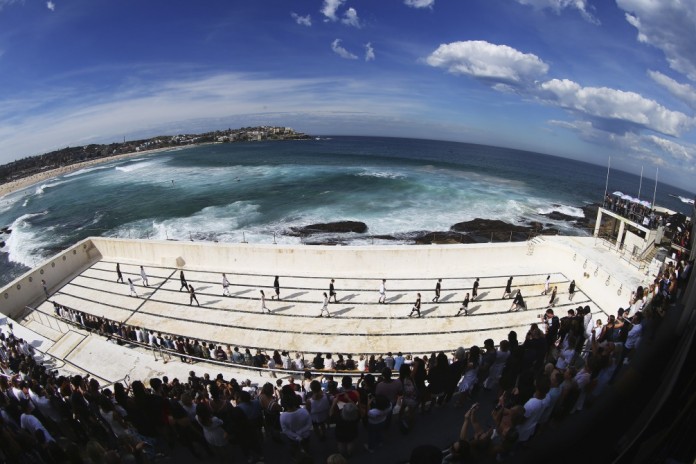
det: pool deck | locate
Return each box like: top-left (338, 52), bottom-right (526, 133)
top-left (2, 235), bottom-right (652, 388)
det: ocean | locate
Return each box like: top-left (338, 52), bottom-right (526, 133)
top-left (0, 136), bottom-right (693, 287)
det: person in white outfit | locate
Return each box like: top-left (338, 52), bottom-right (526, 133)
top-left (140, 266), bottom-right (149, 287)
top-left (260, 290), bottom-right (271, 314)
top-left (541, 275), bottom-right (550, 295)
top-left (378, 279), bottom-right (387, 304)
top-left (318, 292), bottom-right (331, 318)
top-left (128, 278), bottom-right (138, 297)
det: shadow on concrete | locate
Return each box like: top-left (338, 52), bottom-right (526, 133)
top-left (439, 293), bottom-right (456, 302)
top-left (285, 291), bottom-right (309, 300)
top-left (234, 289), bottom-right (253, 296)
top-left (332, 307), bottom-right (354, 316)
top-left (467, 304), bottom-right (481, 315)
top-left (271, 305), bottom-right (295, 313)
top-left (388, 293), bottom-right (406, 303)
top-left (421, 306), bottom-right (439, 317)
top-left (340, 293), bottom-right (358, 302)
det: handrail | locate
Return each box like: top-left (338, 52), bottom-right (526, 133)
top-left (637, 238), bottom-right (656, 261)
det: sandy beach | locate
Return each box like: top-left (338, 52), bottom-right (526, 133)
top-left (0, 146), bottom-right (189, 200)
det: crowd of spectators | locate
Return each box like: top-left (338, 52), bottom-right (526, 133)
top-left (2, 258), bottom-right (689, 463)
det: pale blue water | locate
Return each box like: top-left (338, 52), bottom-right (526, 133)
top-left (0, 136), bottom-right (693, 286)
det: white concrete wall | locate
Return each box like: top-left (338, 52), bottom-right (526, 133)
top-left (0, 238), bottom-right (101, 319)
top-left (3, 236), bottom-right (643, 321)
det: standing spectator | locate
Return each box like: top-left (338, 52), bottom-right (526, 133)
top-left (280, 386), bottom-right (312, 460)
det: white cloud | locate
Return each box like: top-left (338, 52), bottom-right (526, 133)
top-left (341, 7), bottom-right (360, 27)
top-left (648, 70), bottom-right (696, 111)
top-left (0, 72), bottom-right (430, 163)
top-left (618, 0), bottom-right (696, 81)
top-left (290, 12), bottom-right (311, 27)
top-left (331, 39), bottom-right (357, 60)
top-left (539, 78), bottom-right (694, 137)
top-left (549, 119), bottom-right (694, 167)
top-left (404, 0), bottom-right (435, 8)
top-left (46, 1), bottom-right (55, 11)
top-left (426, 40), bottom-right (549, 88)
top-left (321, 0), bottom-right (345, 21)
top-left (514, 0), bottom-right (599, 24)
top-left (365, 42), bottom-right (375, 62)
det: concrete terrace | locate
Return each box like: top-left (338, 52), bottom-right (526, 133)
top-left (2, 235), bottom-right (651, 388)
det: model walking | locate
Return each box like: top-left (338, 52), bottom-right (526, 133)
top-left (502, 276), bottom-right (513, 299)
top-left (329, 279), bottom-right (338, 303)
top-left (272, 276), bottom-right (280, 300)
top-left (318, 292), bottom-right (331, 317)
top-left (378, 279), bottom-right (387, 304)
top-left (179, 271), bottom-right (188, 291)
top-left (140, 266), bottom-right (149, 287)
top-left (541, 275), bottom-right (550, 295)
top-left (409, 293), bottom-right (422, 318)
top-left (457, 293), bottom-right (470, 316)
top-left (260, 290), bottom-right (271, 314)
top-left (568, 280), bottom-right (576, 301)
top-left (116, 263), bottom-right (124, 283)
top-left (509, 290), bottom-right (525, 311)
top-left (128, 278), bottom-right (138, 297)
top-left (432, 279), bottom-right (441, 302)
top-left (188, 284), bottom-right (200, 306)
top-left (222, 273), bottom-right (231, 297)
top-left (472, 278), bottom-right (479, 300)
top-left (548, 286), bottom-right (557, 307)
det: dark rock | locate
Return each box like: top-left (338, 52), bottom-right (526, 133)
top-left (413, 231), bottom-right (477, 245)
top-left (451, 218), bottom-right (533, 242)
top-left (287, 221), bottom-right (368, 237)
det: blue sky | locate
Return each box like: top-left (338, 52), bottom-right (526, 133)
top-left (0, 0), bottom-right (695, 191)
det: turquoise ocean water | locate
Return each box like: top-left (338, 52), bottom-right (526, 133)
top-left (0, 136), bottom-right (693, 287)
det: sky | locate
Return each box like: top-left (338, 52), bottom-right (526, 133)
top-left (0, 0), bottom-right (695, 191)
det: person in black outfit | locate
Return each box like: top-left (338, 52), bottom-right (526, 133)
top-left (472, 278), bottom-right (480, 299)
top-left (329, 279), bottom-right (338, 303)
top-left (543, 308), bottom-right (560, 348)
top-left (502, 276), bottom-right (513, 299)
top-left (179, 271), bottom-right (188, 292)
top-left (432, 279), bottom-right (441, 302)
top-left (116, 263), bottom-right (124, 283)
top-left (188, 284), bottom-right (200, 306)
top-left (409, 293), bottom-right (422, 318)
top-left (272, 276), bottom-right (280, 300)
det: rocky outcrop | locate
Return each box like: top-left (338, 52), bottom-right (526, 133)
top-left (451, 219), bottom-right (533, 242)
top-left (287, 221), bottom-right (368, 237)
top-left (413, 231), bottom-right (477, 245)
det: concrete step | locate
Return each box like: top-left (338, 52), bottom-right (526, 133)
top-left (47, 330), bottom-right (87, 360)
top-left (22, 319), bottom-right (63, 342)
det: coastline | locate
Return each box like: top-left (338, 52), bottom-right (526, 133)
top-left (0, 145), bottom-right (189, 200)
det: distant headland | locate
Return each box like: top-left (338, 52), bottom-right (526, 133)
top-left (0, 126), bottom-right (311, 187)
top-left (0, 126), bottom-right (311, 198)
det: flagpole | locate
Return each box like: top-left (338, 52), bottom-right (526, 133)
top-left (638, 165), bottom-right (643, 199)
top-left (603, 156), bottom-right (610, 208)
top-left (652, 167), bottom-right (658, 209)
